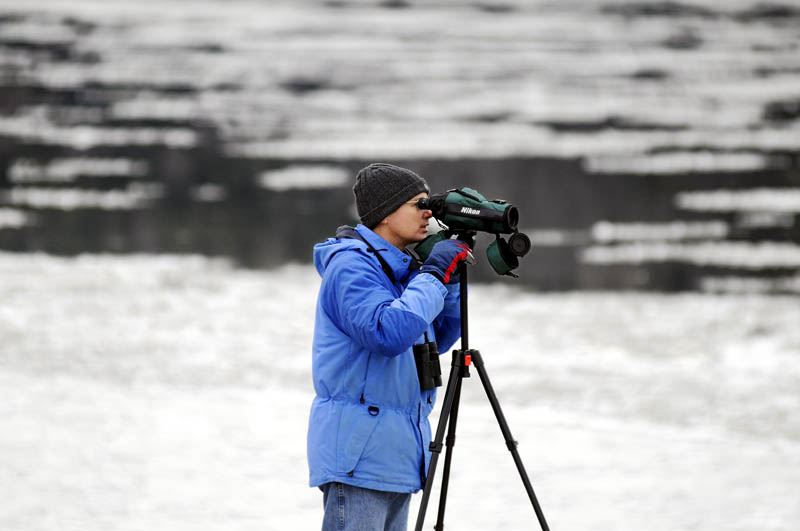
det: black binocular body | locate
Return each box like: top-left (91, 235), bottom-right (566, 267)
top-left (413, 338), bottom-right (442, 391)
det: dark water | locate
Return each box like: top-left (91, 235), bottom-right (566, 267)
top-left (1, 0), bottom-right (799, 291)
top-left (2, 141), bottom-right (797, 290)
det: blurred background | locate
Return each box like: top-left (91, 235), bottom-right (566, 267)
top-left (1, 0), bottom-right (798, 290)
top-left (1, 0), bottom-right (799, 530)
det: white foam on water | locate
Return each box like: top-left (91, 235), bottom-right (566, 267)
top-left (4, 0), bottom-right (798, 160)
top-left (592, 220), bottom-right (730, 242)
top-left (702, 274), bottom-right (800, 294)
top-left (0, 16), bottom-right (76, 44)
top-left (8, 157), bottom-right (148, 183)
top-left (257, 165), bottom-right (350, 191)
top-left (190, 183), bottom-right (227, 202)
top-left (110, 99), bottom-right (202, 121)
top-left (225, 121), bottom-right (800, 161)
top-left (524, 228), bottom-right (590, 247)
top-left (0, 114), bottom-right (198, 149)
top-left (676, 188), bottom-right (800, 213)
top-left (0, 208), bottom-right (31, 229)
top-left (6, 183), bottom-right (163, 210)
top-left (585, 151), bottom-right (772, 174)
top-left (582, 241), bottom-right (800, 269)
top-left (736, 211), bottom-right (796, 229)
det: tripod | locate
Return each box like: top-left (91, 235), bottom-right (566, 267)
top-left (414, 259), bottom-right (550, 531)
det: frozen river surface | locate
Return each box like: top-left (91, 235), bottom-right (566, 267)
top-left (1, 252), bottom-right (799, 530)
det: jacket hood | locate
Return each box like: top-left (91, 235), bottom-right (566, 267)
top-left (313, 228), bottom-right (365, 277)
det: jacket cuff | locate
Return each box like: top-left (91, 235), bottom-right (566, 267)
top-left (418, 271), bottom-right (449, 298)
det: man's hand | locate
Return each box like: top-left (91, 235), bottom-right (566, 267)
top-left (420, 239), bottom-right (472, 284)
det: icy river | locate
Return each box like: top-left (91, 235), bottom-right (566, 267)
top-left (1, 1), bottom-right (799, 527)
top-left (1, 252), bottom-right (798, 530)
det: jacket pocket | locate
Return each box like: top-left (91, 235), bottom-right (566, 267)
top-left (336, 403), bottom-right (383, 474)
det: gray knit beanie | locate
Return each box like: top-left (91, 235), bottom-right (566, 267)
top-left (353, 163), bottom-right (429, 228)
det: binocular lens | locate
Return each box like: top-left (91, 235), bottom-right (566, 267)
top-left (505, 206), bottom-right (519, 232)
top-left (508, 232), bottom-right (531, 257)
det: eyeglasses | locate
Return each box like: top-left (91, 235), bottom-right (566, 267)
top-left (404, 198), bottom-right (430, 210)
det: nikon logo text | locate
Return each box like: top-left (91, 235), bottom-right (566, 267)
top-left (460, 207), bottom-right (481, 215)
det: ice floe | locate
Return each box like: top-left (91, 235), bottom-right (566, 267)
top-left (257, 164), bottom-right (350, 191)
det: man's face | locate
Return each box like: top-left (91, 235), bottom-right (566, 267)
top-left (378, 192), bottom-right (433, 249)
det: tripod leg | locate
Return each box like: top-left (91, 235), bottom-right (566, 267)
top-left (414, 351), bottom-right (467, 531)
top-left (434, 375), bottom-right (463, 531)
top-left (471, 350), bottom-right (551, 531)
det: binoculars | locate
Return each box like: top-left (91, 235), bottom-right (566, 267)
top-left (415, 187), bottom-right (532, 277)
top-left (413, 339), bottom-right (442, 391)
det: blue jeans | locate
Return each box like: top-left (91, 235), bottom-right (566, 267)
top-left (321, 482), bottom-right (411, 531)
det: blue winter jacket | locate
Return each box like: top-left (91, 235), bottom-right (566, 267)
top-left (307, 224), bottom-right (461, 493)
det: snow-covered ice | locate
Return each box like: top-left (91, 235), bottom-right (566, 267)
top-left (1, 252), bottom-right (798, 530)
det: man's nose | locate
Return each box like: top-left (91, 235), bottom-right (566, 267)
top-left (422, 209), bottom-right (433, 219)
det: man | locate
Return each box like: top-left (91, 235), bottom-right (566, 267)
top-left (307, 163), bottom-right (471, 530)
